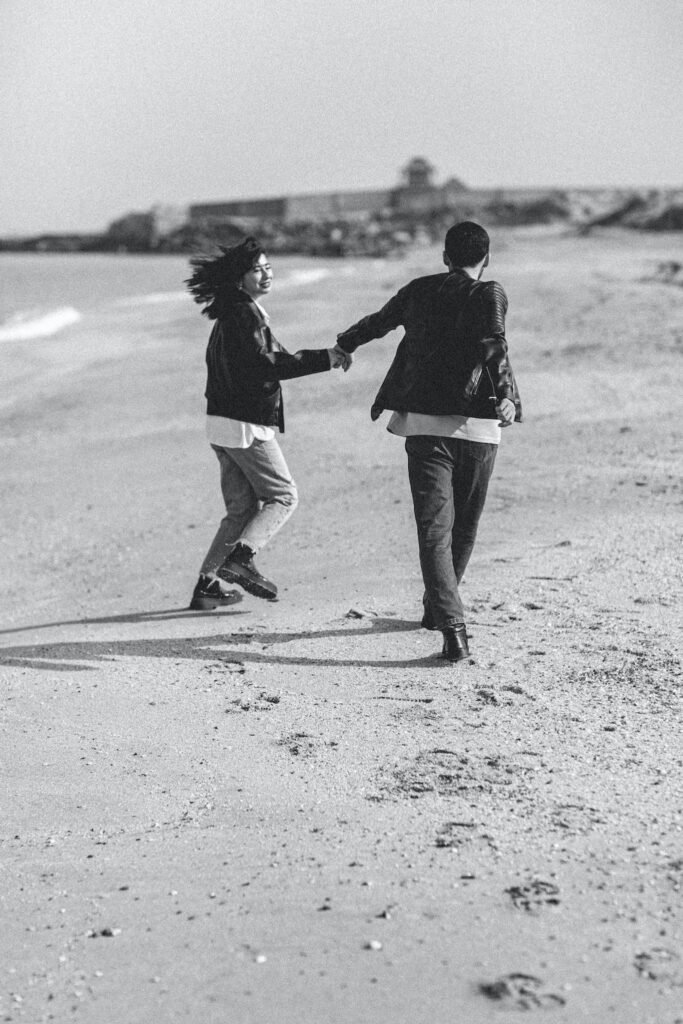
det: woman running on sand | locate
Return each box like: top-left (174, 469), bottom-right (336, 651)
top-left (186, 236), bottom-right (350, 609)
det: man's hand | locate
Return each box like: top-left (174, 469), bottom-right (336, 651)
top-left (329, 344), bottom-right (353, 372)
top-left (495, 398), bottom-right (515, 426)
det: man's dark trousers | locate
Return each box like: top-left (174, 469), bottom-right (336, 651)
top-left (405, 435), bottom-right (498, 629)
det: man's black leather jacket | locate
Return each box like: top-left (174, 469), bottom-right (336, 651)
top-left (336, 268), bottom-right (522, 422)
top-left (205, 292), bottom-right (330, 431)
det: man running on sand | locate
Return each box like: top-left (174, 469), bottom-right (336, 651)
top-left (334, 222), bottom-right (522, 663)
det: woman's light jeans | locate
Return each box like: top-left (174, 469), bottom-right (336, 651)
top-left (200, 439), bottom-right (298, 575)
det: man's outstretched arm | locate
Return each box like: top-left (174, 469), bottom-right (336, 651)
top-left (334, 286), bottom-right (409, 354)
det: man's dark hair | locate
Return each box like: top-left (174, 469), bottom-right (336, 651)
top-left (186, 236), bottom-right (264, 319)
top-left (444, 222), bottom-right (490, 268)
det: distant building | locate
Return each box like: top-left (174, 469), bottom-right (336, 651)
top-left (189, 189), bottom-right (391, 229)
top-left (190, 196), bottom-right (288, 225)
top-left (189, 158), bottom-right (469, 228)
top-left (104, 204), bottom-right (189, 250)
top-left (401, 156), bottom-right (436, 189)
top-left (150, 204), bottom-right (188, 238)
top-left (392, 157), bottom-right (456, 215)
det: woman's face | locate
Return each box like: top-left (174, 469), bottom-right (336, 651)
top-left (240, 253), bottom-right (273, 300)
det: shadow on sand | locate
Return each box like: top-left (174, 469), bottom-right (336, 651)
top-left (0, 614), bottom-right (443, 672)
top-left (0, 605), bottom-right (251, 636)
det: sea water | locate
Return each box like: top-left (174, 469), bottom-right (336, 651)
top-left (0, 249), bottom-right (424, 427)
top-left (0, 252), bottom-right (341, 345)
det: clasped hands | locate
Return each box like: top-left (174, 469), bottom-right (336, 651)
top-left (328, 343), bottom-right (354, 372)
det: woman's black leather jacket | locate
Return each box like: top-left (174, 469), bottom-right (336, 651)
top-left (204, 292), bottom-right (330, 430)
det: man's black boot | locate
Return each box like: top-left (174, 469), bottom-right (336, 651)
top-left (217, 543), bottom-right (278, 601)
top-left (441, 624), bottom-right (470, 662)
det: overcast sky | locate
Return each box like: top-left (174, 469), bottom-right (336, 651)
top-left (1, 0), bottom-right (681, 234)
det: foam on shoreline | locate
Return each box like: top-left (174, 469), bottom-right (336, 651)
top-left (273, 268), bottom-right (333, 288)
top-left (0, 306), bottom-right (82, 342)
top-left (115, 290), bottom-right (188, 307)
top-left (117, 269), bottom-right (335, 309)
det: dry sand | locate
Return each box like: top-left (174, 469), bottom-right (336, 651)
top-left (1, 229), bottom-right (682, 1023)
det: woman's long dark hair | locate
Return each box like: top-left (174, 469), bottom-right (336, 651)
top-left (185, 236), bottom-right (264, 319)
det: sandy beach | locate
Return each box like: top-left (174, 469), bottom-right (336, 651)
top-left (1, 228), bottom-right (682, 1023)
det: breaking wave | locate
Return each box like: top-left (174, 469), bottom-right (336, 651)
top-left (117, 271), bottom-right (332, 306)
top-left (116, 290), bottom-right (188, 307)
top-left (277, 268), bottom-right (332, 288)
top-left (109, 268), bottom-right (335, 311)
top-left (0, 306), bottom-right (82, 342)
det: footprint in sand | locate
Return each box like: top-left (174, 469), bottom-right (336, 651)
top-left (634, 947), bottom-right (680, 982)
top-left (478, 973), bottom-right (566, 1010)
top-left (506, 879), bottom-right (561, 912)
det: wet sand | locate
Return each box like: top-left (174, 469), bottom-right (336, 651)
top-left (1, 229), bottom-right (682, 1023)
